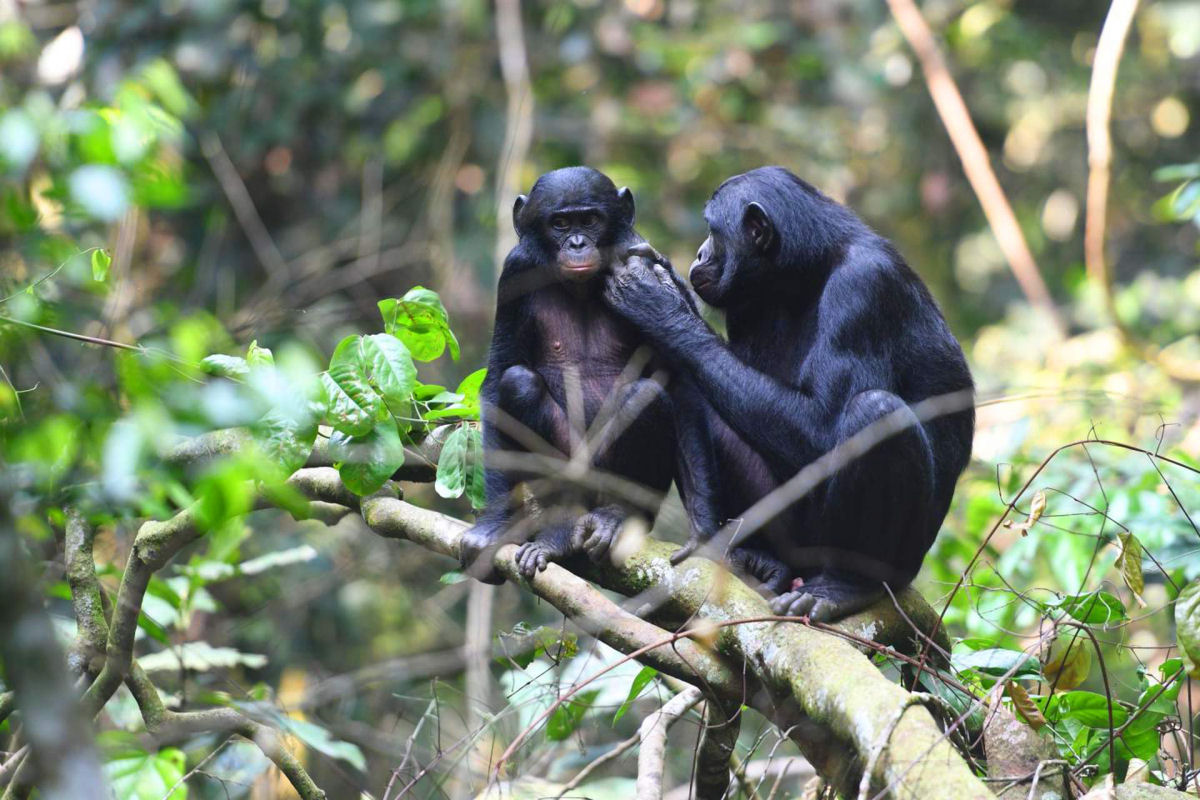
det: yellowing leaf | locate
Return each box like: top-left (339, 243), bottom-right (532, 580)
top-left (1013, 490), bottom-right (1047, 537)
top-left (1005, 681), bottom-right (1046, 730)
top-left (1175, 581), bottom-right (1200, 679)
top-left (1041, 628), bottom-right (1092, 691)
top-left (1116, 532), bottom-right (1146, 607)
top-left (1028, 490), bottom-right (1046, 525)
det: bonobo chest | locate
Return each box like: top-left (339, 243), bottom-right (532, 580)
top-left (528, 285), bottom-right (647, 420)
top-left (531, 286), bottom-right (641, 373)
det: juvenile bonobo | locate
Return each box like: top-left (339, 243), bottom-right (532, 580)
top-left (459, 166), bottom-right (718, 584)
top-left (604, 166), bottom-right (974, 622)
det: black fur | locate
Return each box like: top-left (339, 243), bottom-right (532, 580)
top-left (459, 167), bottom-right (719, 583)
top-left (604, 166), bottom-right (974, 621)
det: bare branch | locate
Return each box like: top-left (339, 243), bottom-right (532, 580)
top-left (887, 0), bottom-right (1062, 335)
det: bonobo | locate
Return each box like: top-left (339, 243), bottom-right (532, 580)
top-left (459, 166), bottom-right (718, 584)
top-left (604, 166), bottom-right (974, 622)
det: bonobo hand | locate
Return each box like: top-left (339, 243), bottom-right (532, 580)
top-left (458, 517), bottom-right (507, 585)
top-left (604, 242), bottom-right (700, 337)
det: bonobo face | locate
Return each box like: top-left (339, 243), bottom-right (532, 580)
top-left (514, 167), bottom-right (635, 284)
top-left (690, 175), bottom-right (776, 306)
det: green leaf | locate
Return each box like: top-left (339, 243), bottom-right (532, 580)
top-left (201, 354), bottom-right (249, 380)
top-left (254, 407), bottom-right (318, 475)
top-left (284, 719), bottom-right (366, 771)
top-left (361, 333), bottom-right (417, 412)
top-left (456, 368), bottom-right (487, 406)
top-left (338, 415), bottom-right (405, 496)
top-left (952, 648), bottom-right (1041, 680)
top-left (91, 248), bottom-right (112, 282)
top-left (102, 734), bottom-right (187, 800)
top-left (613, 666), bottom-right (658, 724)
top-left (1057, 691), bottom-right (1129, 729)
top-left (464, 425), bottom-right (486, 509)
top-left (378, 287), bottom-right (460, 361)
top-left (246, 340), bottom-right (274, 368)
top-left (322, 336), bottom-right (381, 437)
top-left (547, 689), bottom-right (599, 741)
top-left (435, 425), bottom-right (468, 499)
top-left (1054, 591), bottom-right (1128, 626)
top-left (1176, 580), bottom-right (1200, 677)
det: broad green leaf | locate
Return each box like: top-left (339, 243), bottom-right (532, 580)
top-left (547, 689), bottom-right (599, 741)
top-left (284, 719), bottom-right (366, 771)
top-left (435, 425), bottom-right (469, 499)
top-left (338, 415), bottom-right (405, 496)
top-left (456, 368), bottom-right (487, 405)
top-left (1176, 580), bottom-right (1200, 678)
top-left (1057, 691), bottom-right (1129, 729)
top-left (201, 354), bottom-right (249, 380)
top-left (379, 287), bottom-right (460, 361)
top-left (102, 734), bottom-right (187, 800)
top-left (613, 666), bottom-right (658, 724)
top-left (1116, 532), bottom-right (1146, 607)
top-left (254, 407), bottom-right (318, 475)
top-left (361, 333), bottom-right (416, 412)
top-left (91, 248), bottom-right (111, 282)
top-left (325, 335), bottom-right (385, 434)
top-left (952, 648), bottom-right (1040, 680)
top-left (1119, 713), bottom-right (1162, 761)
top-left (413, 383), bottom-right (448, 400)
top-left (1052, 591), bottom-right (1128, 626)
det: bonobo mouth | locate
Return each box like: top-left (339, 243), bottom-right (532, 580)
top-left (560, 252), bottom-right (603, 280)
top-left (689, 264), bottom-right (718, 296)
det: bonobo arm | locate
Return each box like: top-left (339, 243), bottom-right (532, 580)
top-left (460, 251), bottom-right (538, 583)
top-left (605, 253), bottom-right (897, 475)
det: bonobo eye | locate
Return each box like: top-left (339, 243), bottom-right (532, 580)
top-left (580, 213), bottom-right (598, 227)
top-left (551, 215), bottom-right (570, 231)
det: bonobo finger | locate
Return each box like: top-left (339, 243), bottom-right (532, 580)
top-left (624, 241), bottom-right (663, 264)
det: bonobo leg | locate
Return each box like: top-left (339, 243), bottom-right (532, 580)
top-left (573, 377), bottom-right (672, 564)
top-left (497, 364), bottom-right (571, 452)
top-left (771, 389), bottom-right (936, 622)
top-left (727, 547), bottom-right (791, 596)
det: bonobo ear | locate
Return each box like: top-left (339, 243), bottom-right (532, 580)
top-left (512, 195), bottom-right (528, 233)
top-left (742, 202), bottom-right (774, 252)
top-left (617, 186), bottom-right (635, 224)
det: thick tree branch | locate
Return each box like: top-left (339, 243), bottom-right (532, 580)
top-left (359, 492), bottom-right (989, 798)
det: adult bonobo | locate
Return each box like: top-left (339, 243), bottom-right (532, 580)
top-left (604, 166), bottom-right (974, 622)
top-left (459, 166), bottom-right (718, 584)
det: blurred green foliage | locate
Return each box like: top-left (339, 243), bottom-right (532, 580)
top-left (2, 1), bottom-right (1199, 796)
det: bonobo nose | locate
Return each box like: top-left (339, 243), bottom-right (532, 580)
top-left (568, 234), bottom-right (587, 250)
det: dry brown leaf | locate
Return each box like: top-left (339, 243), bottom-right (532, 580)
top-left (1005, 681), bottom-right (1047, 730)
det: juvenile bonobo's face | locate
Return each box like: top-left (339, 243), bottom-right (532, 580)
top-left (514, 167), bottom-right (635, 283)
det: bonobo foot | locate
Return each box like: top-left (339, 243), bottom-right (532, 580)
top-left (458, 519), bottom-right (507, 585)
top-left (513, 524), bottom-right (572, 580)
top-left (727, 548), bottom-right (791, 596)
top-left (770, 574), bottom-right (881, 623)
top-left (571, 505), bottom-right (628, 564)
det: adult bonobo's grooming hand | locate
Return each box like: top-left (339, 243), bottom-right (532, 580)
top-left (604, 242), bottom-right (701, 337)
